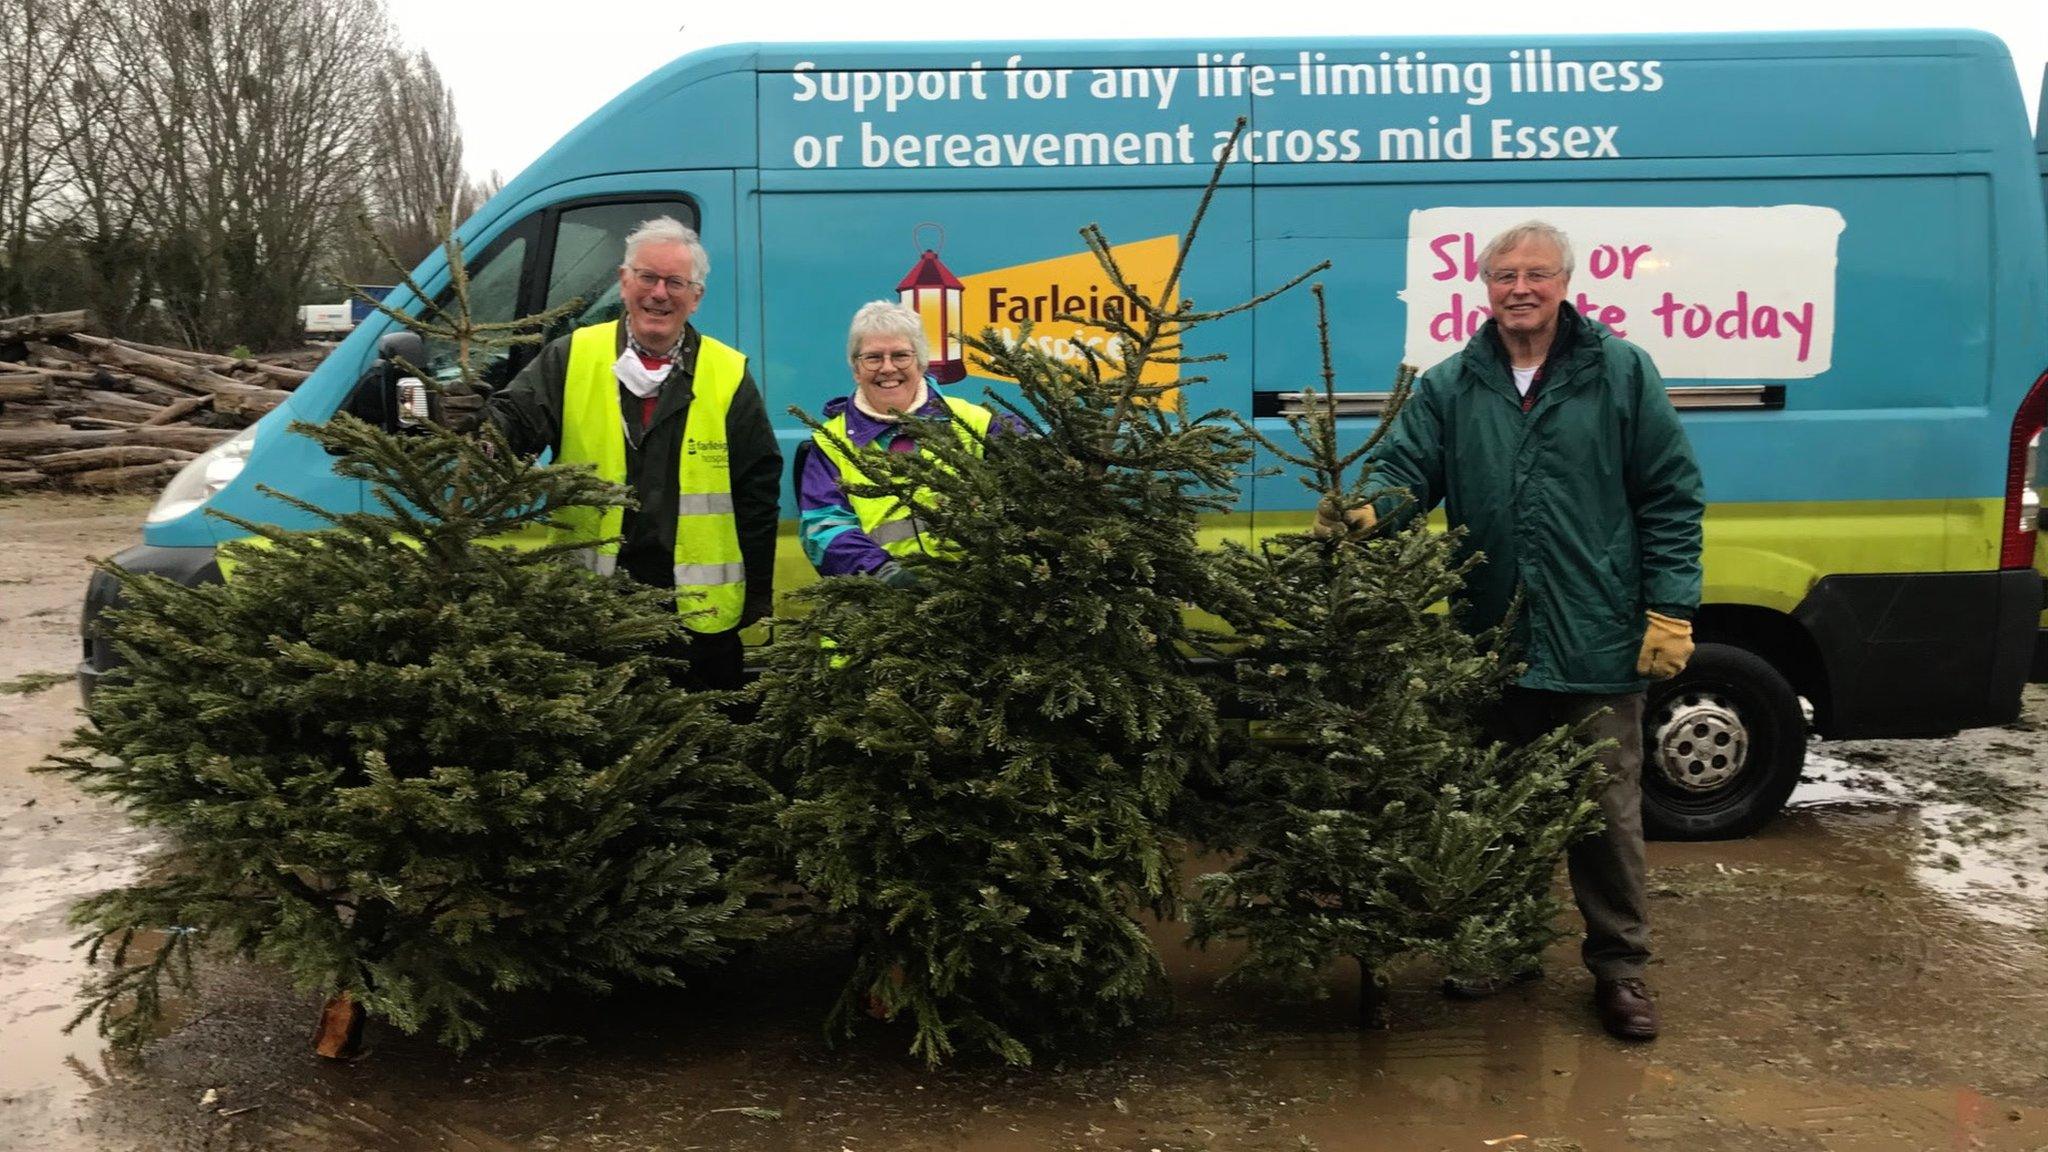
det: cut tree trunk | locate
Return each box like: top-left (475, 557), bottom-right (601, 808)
top-left (12, 361), bottom-right (103, 383)
top-left (0, 311), bottom-right (90, 341)
top-left (66, 460), bottom-right (192, 491)
top-left (25, 340), bottom-right (89, 364)
top-left (225, 389), bottom-right (290, 419)
top-left (141, 393), bottom-right (214, 426)
top-left (80, 390), bottom-right (169, 420)
top-left (108, 336), bottom-right (313, 385)
top-left (313, 993), bottom-right (366, 1059)
top-left (0, 425), bottom-right (235, 455)
top-left (113, 374), bottom-right (209, 402)
top-left (0, 377), bottom-right (45, 401)
top-left (29, 445), bottom-right (196, 474)
top-left (0, 316), bottom-right (326, 448)
top-left (69, 334), bottom-right (290, 415)
top-left (1359, 961), bottom-right (1388, 1029)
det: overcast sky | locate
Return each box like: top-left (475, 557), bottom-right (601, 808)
top-left (381, 1), bottom-right (2047, 182)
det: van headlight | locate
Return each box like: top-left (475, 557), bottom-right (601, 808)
top-left (147, 425), bottom-right (260, 524)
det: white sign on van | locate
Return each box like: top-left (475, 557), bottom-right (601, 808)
top-left (1400, 206), bottom-right (1844, 379)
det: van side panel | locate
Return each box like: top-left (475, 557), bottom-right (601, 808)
top-left (751, 33), bottom-right (1262, 540)
top-left (756, 176), bottom-right (1257, 554)
top-left (1250, 170), bottom-right (1999, 508)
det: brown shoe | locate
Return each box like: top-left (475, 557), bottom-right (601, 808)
top-left (1594, 977), bottom-right (1660, 1041)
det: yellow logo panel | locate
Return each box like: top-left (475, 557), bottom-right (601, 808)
top-left (960, 236), bottom-right (1181, 393)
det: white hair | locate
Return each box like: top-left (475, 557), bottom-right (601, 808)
top-left (845, 300), bottom-right (929, 375)
top-left (620, 216), bottom-right (710, 283)
top-left (1478, 220), bottom-right (1576, 279)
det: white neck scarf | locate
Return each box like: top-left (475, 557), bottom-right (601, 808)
top-left (853, 380), bottom-right (930, 423)
top-left (614, 349), bottom-right (671, 399)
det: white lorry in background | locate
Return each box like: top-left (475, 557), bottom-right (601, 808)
top-left (298, 303), bottom-right (352, 337)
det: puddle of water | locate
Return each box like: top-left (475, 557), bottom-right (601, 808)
top-left (1279, 1054), bottom-right (2048, 1152)
top-left (0, 812), bottom-right (151, 1135)
top-left (0, 677), bottom-right (155, 1141)
top-left (1795, 750), bottom-right (2048, 930)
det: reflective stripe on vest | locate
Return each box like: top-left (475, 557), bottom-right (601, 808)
top-left (812, 395), bottom-right (993, 560)
top-left (867, 517), bottom-right (929, 546)
top-left (559, 320), bottom-right (749, 631)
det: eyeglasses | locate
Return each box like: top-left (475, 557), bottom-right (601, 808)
top-left (855, 350), bottom-right (917, 369)
top-left (628, 267), bottom-right (703, 295)
top-left (1484, 268), bottom-right (1563, 287)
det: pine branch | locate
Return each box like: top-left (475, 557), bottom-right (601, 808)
top-left (44, 214), bottom-right (775, 1057)
top-left (765, 121), bottom-right (1305, 1067)
top-left (1192, 281), bottom-right (1604, 1002)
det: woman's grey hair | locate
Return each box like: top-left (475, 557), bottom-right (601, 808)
top-left (620, 216), bottom-right (710, 282)
top-left (1478, 220), bottom-right (1575, 279)
top-left (846, 300), bottom-right (929, 373)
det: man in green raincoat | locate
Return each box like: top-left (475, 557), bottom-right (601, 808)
top-left (1323, 220), bottom-right (1704, 1042)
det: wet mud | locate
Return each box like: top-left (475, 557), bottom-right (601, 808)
top-left (3, 492), bottom-right (2047, 1151)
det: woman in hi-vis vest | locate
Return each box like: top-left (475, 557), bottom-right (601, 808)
top-left (797, 302), bottom-right (1004, 589)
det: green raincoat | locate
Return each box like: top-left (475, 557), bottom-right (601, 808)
top-left (1370, 305), bottom-right (1705, 693)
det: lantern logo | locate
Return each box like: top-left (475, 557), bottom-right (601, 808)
top-left (897, 224), bottom-right (968, 384)
top-left (894, 228), bottom-right (1181, 391)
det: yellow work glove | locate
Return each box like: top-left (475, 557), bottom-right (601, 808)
top-left (1636, 610), bottom-right (1694, 679)
top-left (1311, 497), bottom-right (1377, 538)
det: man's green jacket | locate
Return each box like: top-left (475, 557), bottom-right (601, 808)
top-left (1370, 305), bottom-right (1705, 693)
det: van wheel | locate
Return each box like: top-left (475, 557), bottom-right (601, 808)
top-left (1640, 643), bottom-right (1805, 840)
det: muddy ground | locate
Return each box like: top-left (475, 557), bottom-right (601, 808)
top-left (3, 492), bottom-right (2047, 1152)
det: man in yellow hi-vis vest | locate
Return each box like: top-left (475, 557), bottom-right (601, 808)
top-left (486, 217), bottom-right (781, 689)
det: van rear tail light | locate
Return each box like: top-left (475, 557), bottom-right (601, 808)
top-left (2024, 433), bottom-right (2043, 536)
top-left (2002, 370), bottom-right (2048, 568)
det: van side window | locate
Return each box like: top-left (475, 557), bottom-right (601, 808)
top-left (422, 230), bottom-right (531, 389)
top-left (421, 198), bottom-right (696, 387)
top-left (539, 200), bottom-right (697, 344)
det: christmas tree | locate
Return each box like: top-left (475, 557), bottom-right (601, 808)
top-left (1188, 286), bottom-right (1607, 1025)
top-left (45, 229), bottom-right (773, 1056)
top-left (755, 124), bottom-right (1321, 1068)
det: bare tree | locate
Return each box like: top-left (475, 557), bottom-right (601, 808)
top-left (0, 0), bottom-right (101, 313)
top-left (50, 25), bottom-right (157, 332)
top-left (117, 0), bottom-right (393, 349)
top-left (3, 0), bottom-right (487, 350)
top-left (459, 169), bottom-right (505, 226)
top-left (370, 49), bottom-right (469, 269)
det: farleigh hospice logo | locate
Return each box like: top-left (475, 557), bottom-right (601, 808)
top-left (684, 437), bottom-right (729, 468)
top-left (951, 235), bottom-right (1182, 392)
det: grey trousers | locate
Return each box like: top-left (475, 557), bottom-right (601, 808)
top-left (1486, 688), bottom-right (1650, 981)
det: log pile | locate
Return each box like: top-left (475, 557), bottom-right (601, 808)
top-left (0, 311), bottom-right (331, 492)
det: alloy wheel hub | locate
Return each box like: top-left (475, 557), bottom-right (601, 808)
top-left (1650, 693), bottom-right (1750, 792)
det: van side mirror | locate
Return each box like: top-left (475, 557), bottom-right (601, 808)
top-left (377, 330), bottom-right (424, 370)
top-left (336, 331), bottom-right (437, 446)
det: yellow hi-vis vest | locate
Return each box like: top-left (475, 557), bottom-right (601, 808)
top-left (555, 320), bottom-right (747, 632)
top-left (812, 394), bottom-right (994, 559)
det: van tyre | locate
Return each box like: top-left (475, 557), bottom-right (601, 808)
top-left (1640, 643), bottom-right (1805, 840)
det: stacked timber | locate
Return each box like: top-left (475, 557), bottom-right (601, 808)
top-left (0, 311), bottom-right (330, 492)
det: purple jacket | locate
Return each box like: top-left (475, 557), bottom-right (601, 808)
top-left (799, 388), bottom-right (1009, 576)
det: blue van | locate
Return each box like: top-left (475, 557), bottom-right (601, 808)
top-left (81, 32), bottom-right (2048, 839)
